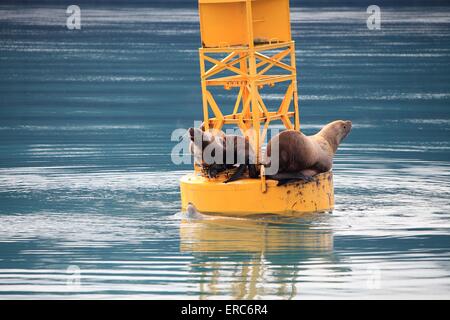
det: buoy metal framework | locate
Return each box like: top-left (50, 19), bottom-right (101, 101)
top-left (180, 0), bottom-right (334, 216)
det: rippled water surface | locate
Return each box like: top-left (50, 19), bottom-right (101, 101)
top-left (0, 5), bottom-right (449, 299)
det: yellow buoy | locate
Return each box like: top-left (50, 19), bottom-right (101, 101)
top-left (180, 0), bottom-right (334, 216)
top-left (181, 171), bottom-right (334, 217)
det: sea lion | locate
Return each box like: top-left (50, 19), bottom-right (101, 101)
top-left (188, 127), bottom-right (225, 167)
top-left (186, 203), bottom-right (204, 220)
top-left (266, 120), bottom-right (352, 185)
top-left (188, 127), bottom-right (258, 182)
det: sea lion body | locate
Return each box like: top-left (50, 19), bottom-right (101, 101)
top-left (266, 120), bottom-right (352, 183)
top-left (188, 127), bottom-right (258, 181)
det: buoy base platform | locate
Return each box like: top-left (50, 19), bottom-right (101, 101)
top-left (180, 171), bottom-right (334, 217)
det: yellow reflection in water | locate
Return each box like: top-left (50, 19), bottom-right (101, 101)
top-left (179, 215), bottom-right (334, 299)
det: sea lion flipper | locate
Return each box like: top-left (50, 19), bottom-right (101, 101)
top-left (297, 173), bottom-right (314, 183)
top-left (277, 179), bottom-right (296, 186)
top-left (277, 176), bottom-right (313, 186)
top-left (207, 164), bottom-right (227, 178)
top-left (266, 173), bottom-right (297, 181)
top-left (224, 164), bottom-right (246, 183)
top-left (248, 164), bottom-right (258, 179)
top-left (268, 173), bottom-right (314, 186)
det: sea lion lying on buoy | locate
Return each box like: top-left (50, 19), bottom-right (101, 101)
top-left (188, 127), bottom-right (258, 183)
top-left (266, 120), bottom-right (352, 186)
top-left (188, 127), bottom-right (224, 168)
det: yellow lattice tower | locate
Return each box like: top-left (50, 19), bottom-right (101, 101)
top-left (179, 0), bottom-right (334, 216)
top-left (198, 0), bottom-right (299, 163)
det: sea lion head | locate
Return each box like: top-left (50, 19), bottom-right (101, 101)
top-left (318, 120), bottom-right (352, 153)
top-left (188, 127), bottom-right (223, 147)
top-left (188, 127), bottom-right (225, 165)
top-left (186, 203), bottom-right (203, 220)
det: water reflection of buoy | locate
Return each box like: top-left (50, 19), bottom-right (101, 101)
top-left (179, 0), bottom-right (334, 217)
top-left (180, 217), bottom-right (334, 299)
top-left (180, 217), bottom-right (333, 253)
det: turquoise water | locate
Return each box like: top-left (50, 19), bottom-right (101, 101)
top-left (0, 5), bottom-right (449, 299)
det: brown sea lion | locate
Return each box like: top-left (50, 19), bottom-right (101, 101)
top-left (188, 127), bottom-right (224, 167)
top-left (188, 127), bottom-right (258, 182)
top-left (266, 120), bottom-right (352, 186)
